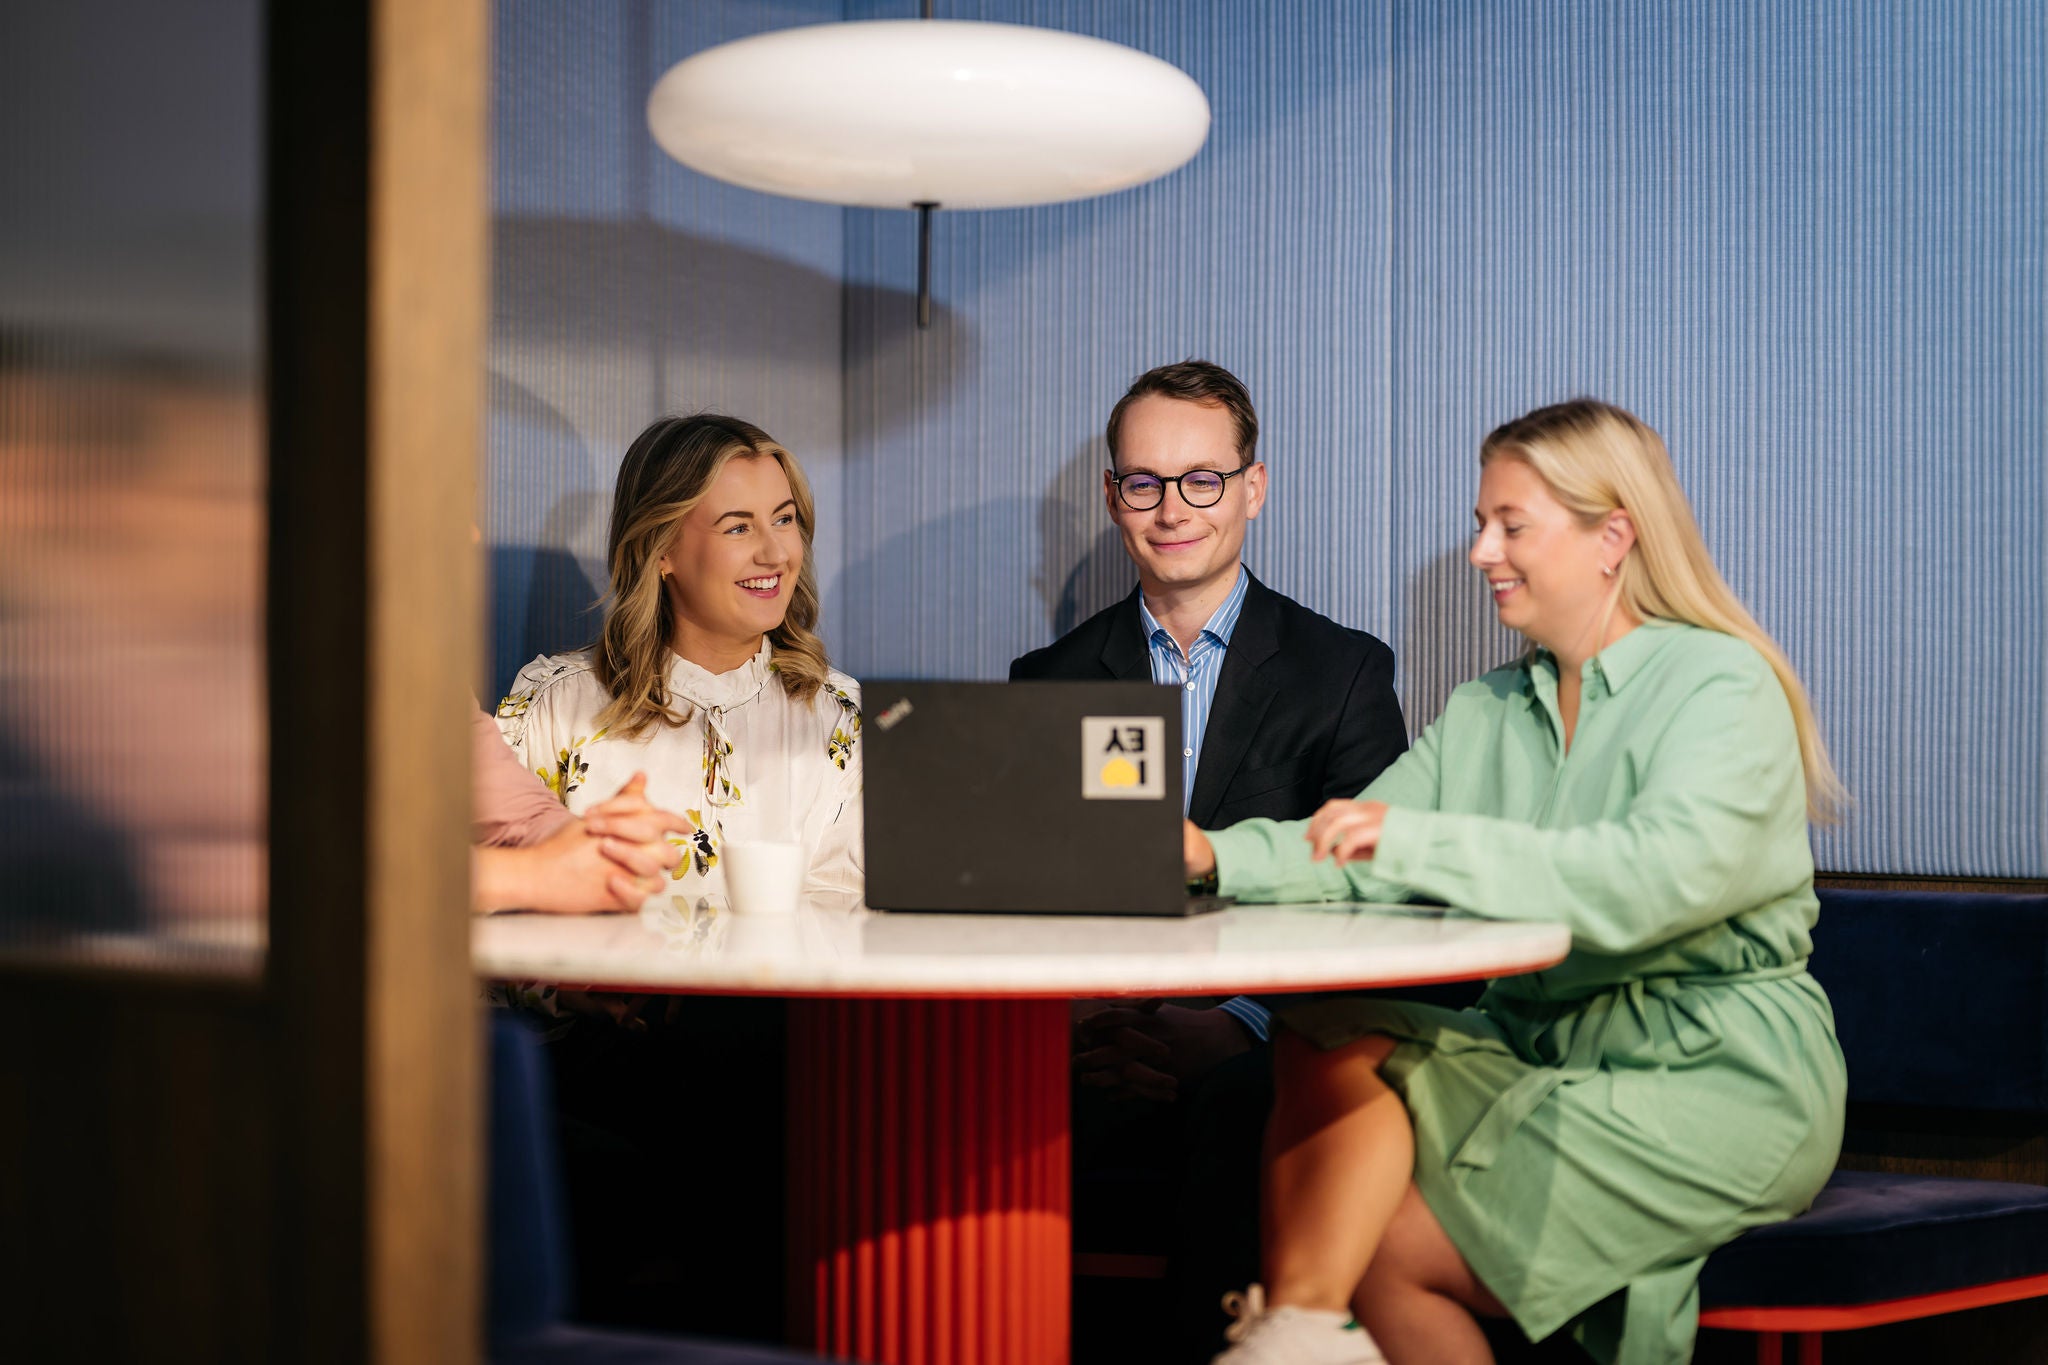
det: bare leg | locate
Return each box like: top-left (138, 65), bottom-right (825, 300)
top-left (1353, 1185), bottom-right (1503, 1365)
top-left (1260, 1030), bottom-right (1412, 1312)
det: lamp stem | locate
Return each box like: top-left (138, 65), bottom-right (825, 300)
top-left (913, 0), bottom-right (938, 328)
top-left (915, 201), bottom-right (937, 329)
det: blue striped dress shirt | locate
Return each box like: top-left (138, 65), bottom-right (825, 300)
top-left (1137, 566), bottom-right (1249, 817)
top-left (1136, 567), bottom-right (1270, 1043)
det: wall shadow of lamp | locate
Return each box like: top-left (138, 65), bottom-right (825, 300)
top-left (483, 371), bottom-right (607, 691)
top-left (481, 533), bottom-right (603, 700)
top-left (645, 4), bottom-right (1212, 329)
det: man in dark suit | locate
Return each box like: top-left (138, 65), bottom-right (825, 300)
top-left (1012, 358), bottom-right (1407, 1076)
top-left (1013, 544), bottom-right (1407, 832)
top-left (1011, 360), bottom-right (1408, 1357)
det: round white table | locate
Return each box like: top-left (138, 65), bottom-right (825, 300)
top-left (476, 901), bottom-right (1569, 1365)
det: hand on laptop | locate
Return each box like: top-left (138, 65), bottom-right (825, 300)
top-left (1075, 1000), bottom-right (1254, 1102)
top-left (1184, 820), bottom-right (1217, 879)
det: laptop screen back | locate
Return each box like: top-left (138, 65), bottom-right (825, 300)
top-left (862, 680), bottom-right (1193, 915)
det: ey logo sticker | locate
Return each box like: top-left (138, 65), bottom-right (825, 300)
top-left (1081, 716), bottom-right (1166, 800)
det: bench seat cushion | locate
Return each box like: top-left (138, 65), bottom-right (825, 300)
top-left (1700, 1169), bottom-right (2048, 1308)
top-left (1810, 889), bottom-right (2048, 1112)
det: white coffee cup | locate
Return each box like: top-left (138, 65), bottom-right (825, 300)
top-left (722, 839), bottom-right (805, 916)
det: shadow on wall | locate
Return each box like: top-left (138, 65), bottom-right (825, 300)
top-left (1399, 546), bottom-right (1521, 733)
top-left (832, 435), bottom-right (1140, 681)
top-left (487, 543), bottom-right (603, 697)
top-left (494, 215), bottom-right (917, 674)
top-left (493, 216), bottom-right (844, 384)
top-left (839, 209), bottom-right (978, 455)
top-left (834, 279), bottom-right (982, 676)
top-left (1039, 438), bottom-right (1132, 639)
top-left (832, 493), bottom-right (1043, 681)
top-left (487, 370), bottom-right (605, 692)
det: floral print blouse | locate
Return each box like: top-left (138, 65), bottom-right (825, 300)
top-left (495, 639), bottom-right (863, 917)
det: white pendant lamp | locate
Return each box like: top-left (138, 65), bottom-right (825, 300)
top-left (647, 16), bottom-right (1211, 326)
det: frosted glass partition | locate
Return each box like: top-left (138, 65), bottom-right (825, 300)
top-left (0, 0), bottom-right (265, 972)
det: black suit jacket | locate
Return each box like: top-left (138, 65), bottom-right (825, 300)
top-left (1009, 573), bottom-right (1407, 828)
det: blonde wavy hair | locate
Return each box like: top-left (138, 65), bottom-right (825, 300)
top-left (593, 414), bottom-right (831, 739)
top-left (1480, 399), bottom-right (1846, 822)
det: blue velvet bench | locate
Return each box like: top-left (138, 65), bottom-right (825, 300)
top-left (488, 1013), bottom-right (831, 1365)
top-left (1696, 887), bottom-right (2048, 1363)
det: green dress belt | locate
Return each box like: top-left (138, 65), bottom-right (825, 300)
top-left (1448, 962), bottom-right (1812, 1173)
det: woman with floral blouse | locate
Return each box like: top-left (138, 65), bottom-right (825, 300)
top-left (497, 413), bottom-right (862, 921)
top-left (492, 413), bottom-right (862, 1334)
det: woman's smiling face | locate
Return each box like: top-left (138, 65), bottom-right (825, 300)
top-left (1468, 456), bottom-right (1617, 659)
top-left (659, 453), bottom-right (803, 652)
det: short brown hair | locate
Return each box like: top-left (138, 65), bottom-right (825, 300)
top-left (1104, 360), bottom-right (1258, 469)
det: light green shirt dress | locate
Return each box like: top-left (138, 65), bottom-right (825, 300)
top-left (1205, 622), bottom-right (1846, 1365)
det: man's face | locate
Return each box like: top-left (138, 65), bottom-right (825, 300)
top-left (1104, 395), bottom-right (1267, 599)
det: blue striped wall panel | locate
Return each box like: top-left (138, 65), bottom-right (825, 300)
top-left (839, 0), bottom-right (1401, 680)
top-left (492, 1), bottom-right (2044, 875)
top-left (835, 0), bottom-right (2046, 877)
top-left (488, 0), bottom-right (845, 695)
top-left (1385, 1), bottom-right (2048, 875)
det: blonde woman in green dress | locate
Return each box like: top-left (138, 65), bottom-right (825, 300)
top-left (1187, 399), bottom-right (1847, 1365)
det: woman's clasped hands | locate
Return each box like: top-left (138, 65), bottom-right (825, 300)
top-left (476, 772), bottom-right (695, 914)
top-left (570, 773), bottom-right (695, 903)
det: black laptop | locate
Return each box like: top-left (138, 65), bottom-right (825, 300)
top-left (862, 679), bottom-right (1227, 916)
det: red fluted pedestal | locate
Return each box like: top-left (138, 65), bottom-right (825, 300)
top-left (788, 998), bottom-right (1071, 1365)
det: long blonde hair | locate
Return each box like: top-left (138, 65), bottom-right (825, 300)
top-left (593, 414), bottom-right (831, 738)
top-left (1481, 399), bottom-right (1846, 822)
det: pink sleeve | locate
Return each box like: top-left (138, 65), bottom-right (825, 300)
top-left (472, 706), bottom-right (573, 847)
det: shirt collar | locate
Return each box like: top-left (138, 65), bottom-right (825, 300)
top-left (1138, 565), bottom-right (1250, 652)
top-left (1589, 619), bottom-right (1686, 694)
top-left (1527, 619), bottom-right (1687, 696)
top-left (668, 636), bottom-right (774, 711)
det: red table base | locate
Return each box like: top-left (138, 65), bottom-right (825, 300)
top-left (788, 998), bottom-right (1071, 1365)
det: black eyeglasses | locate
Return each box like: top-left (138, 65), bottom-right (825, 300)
top-left (1109, 466), bottom-right (1246, 511)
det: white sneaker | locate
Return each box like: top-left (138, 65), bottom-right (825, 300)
top-left (1211, 1285), bottom-right (1386, 1365)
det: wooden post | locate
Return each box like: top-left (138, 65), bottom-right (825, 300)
top-left (267, 0), bottom-right (488, 1360)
